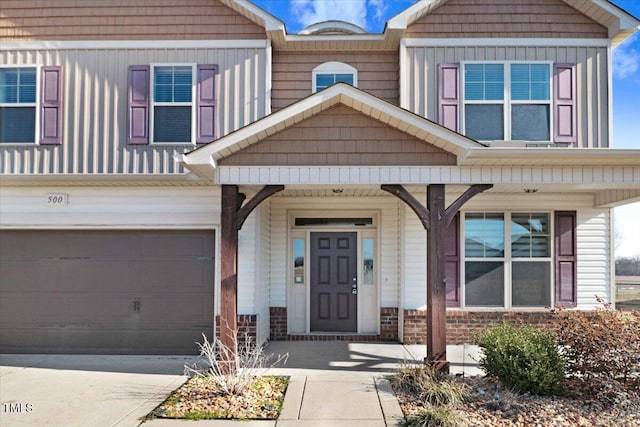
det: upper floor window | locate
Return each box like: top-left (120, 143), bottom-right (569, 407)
top-left (127, 63), bottom-right (217, 145)
top-left (463, 62), bottom-right (551, 142)
top-left (152, 65), bottom-right (194, 143)
top-left (0, 66), bottom-right (63, 145)
top-left (312, 62), bottom-right (357, 92)
top-left (438, 62), bottom-right (575, 146)
top-left (0, 67), bottom-right (37, 143)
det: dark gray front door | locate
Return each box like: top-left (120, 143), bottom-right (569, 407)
top-left (310, 232), bottom-right (357, 332)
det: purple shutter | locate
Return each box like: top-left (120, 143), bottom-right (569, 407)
top-left (40, 66), bottom-right (63, 145)
top-left (197, 64), bottom-right (217, 144)
top-left (438, 63), bottom-right (460, 132)
top-left (555, 211), bottom-right (577, 308)
top-left (445, 213), bottom-right (460, 307)
top-left (127, 65), bottom-right (149, 144)
top-left (554, 63), bottom-right (576, 145)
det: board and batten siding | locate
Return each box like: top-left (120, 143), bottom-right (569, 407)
top-left (0, 186), bottom-right (221, 228)
top-left (405, 0), bottom-right (607, 39)
top-left (403, 44), bottom-right (609, 148)
top-left (400, 192), bottom-right (611, 309)
top-left (268, 196), bottom-right (401, 309)
top-left (0, 46), bottom-right (269, 174)
top-left (0, 0), bottom-right (266, 41)
top-left (272, 51), bottom-right (399, 111)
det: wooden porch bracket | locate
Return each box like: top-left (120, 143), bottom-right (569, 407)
top-left (381, 184), bottom-right (430, 229)
top-left (444, 184), bottom-right (493, 227)
top-left (219, 184), bottom-right (284, 373)
top-left (381, 183), bottom-right (492, 371)
top-left (237, 185), bottom-right (285, 230)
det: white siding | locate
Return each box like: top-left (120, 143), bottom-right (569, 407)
top-left (256, 201), bottom-right (271, 344)
top-left (238, 215), bottom-right (256, 315)
top-left (0, 186), bottom-right (220, 227)
top-left (0, 46), bottom-right (269, 174)
top-left (403, 44), bottom-right (610, 148)
top-left (399, 192), bottom-right (612, 309)
top-left (401, 203), bottom-right (427, 310)
top-left (576, 208), bottom-right (611, 307)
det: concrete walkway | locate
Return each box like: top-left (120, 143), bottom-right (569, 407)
top-left (0, 343), bottom-right (482, 427)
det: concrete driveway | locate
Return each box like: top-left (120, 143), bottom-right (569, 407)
top-left (0, 354), bottom-right (197, 427)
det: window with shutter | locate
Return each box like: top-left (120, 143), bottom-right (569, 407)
top-left (127, 64), bottom-right (217, 145)
top-left (1, 66), bottom-right (63, 144)
top-left (439, 62), bottom-right (575, 145)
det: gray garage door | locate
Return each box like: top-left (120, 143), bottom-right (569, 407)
top-left (0, 230), bottom-right (215, 354)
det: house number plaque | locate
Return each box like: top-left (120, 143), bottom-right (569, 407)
top-left (46, 193), bottom-right (68, 207)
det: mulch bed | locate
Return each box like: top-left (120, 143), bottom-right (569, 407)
top-left (151, 375), bottom-right (288, 420)
top-left (394, 376), bottom-right (640, 427)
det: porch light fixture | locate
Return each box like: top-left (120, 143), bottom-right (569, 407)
top-left (524, 188), bottom-right (539, 193)
top-left (332, 188), bottom-right (344, 194)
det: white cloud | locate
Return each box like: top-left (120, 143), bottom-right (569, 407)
top-left (613, 33), bottom-right (640, 80)
top-left (291, 0), bottom-right (368, 31)
top-left (367, 0), bottom-right (388, 28)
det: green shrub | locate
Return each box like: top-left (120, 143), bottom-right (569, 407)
top-left (474, 322), bottom-right (566, 396)
top-left (553, 304), bottom-right (640, 389)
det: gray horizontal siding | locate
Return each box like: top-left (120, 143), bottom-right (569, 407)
top-left (404, 44), bottom-right (609, 148)
top-left (1, 47), bottom-right (268, 174)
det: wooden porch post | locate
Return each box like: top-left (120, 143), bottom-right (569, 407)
top-left (220, 184), bottom-right (240, 371)
top-left (426, 184), bottom-right (447, 369)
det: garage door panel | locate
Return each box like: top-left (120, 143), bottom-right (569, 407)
top-left (0, 230), bottom-right (215, 354)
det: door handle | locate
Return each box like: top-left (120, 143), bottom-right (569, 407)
top-left (351, 279), bottom-right (357, 295)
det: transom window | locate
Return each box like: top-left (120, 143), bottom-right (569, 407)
top-left (463, 62), bottom-right (551, 142)
top-left (312, 61), bottom-right (357, 92)
top-left (151, 65), bottom-right (194, 143)
top-left (0, 67), bottom-right (37, 143)
top-left (464, 212), bottom-right (552, 308)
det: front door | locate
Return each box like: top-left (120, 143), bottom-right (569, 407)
top-left (310, 232), bottom-right (357, 332)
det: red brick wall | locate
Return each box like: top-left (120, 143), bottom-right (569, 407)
top-left (380, 307), bottom-right (399, 341)
top-left (215, 314), bottom-right (257, 346)
top-left (403, 310), bottom-right (557, 344)
top-left (269, 307), bottom-right (288, 340)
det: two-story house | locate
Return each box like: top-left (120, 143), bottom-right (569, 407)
top-left (1, 0), bottom-right (639, 357)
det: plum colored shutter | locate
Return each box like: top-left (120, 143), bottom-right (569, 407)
top-left (438, 63), bottom-right (460, 132)
top-left (197, 64), bottom-right (217, 144)
top-left (445, 213), bottom-right (460, 307)
top-left (554, 63), bottom-right (576, 145)
top-left (555, 211), bottom-right (577, 307)
top-left (40, 66), bottom-right (63, 145)
top-left (127, 65), bottom-right (149, 144)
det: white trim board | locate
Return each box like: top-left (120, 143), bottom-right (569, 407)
top-left (0, 40), bottom-right (271, 51)
top-left (216, 165), bottom-right (640, 186)
top-left (403, 38), bottom-right (611, 48)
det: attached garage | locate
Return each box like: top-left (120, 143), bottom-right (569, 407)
top-left (0, 229), bottom-right (215, 354)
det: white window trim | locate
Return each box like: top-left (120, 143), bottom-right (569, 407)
top-left (312, 61), bottom-right (358, 93)
top-left (461, 211), bottom-right (554, 309)
top-left (0, 65), bottom-right (41, 145)
top-left (149, 63), bottom-right (197, 145)
top-left (460, 61), bottom-right (554, 143)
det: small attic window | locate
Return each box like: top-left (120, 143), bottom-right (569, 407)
top-left (312, 61), bottom-right (357, 92)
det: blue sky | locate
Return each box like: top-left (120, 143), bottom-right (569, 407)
top-left (251, 0), bottom-right (640, 257)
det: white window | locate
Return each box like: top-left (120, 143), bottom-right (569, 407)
top-left (151, 64), bottom-right (195, 143)
top-left (0, 67), bottom-right (37, 143)
top-left (312, 62), bottom-right (357, 92)
top-left (462, 62), bottom-right (552, 142)
top-left (463, 212), bottom-right (552, 308)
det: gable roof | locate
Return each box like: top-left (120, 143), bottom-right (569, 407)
top-left (177, 83), bottom-right (483, 179)
top-left (225, 0), bottom-right (639, 50)
top-left (390, 0), bottom-right (639, 48)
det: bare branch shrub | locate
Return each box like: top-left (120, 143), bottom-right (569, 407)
top-left (184, 327), bottom-right (288, 396)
